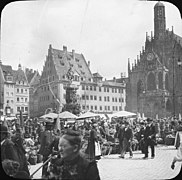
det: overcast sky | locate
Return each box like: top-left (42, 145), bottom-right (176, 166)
top-left (1, 0), bottom-right (182, 79)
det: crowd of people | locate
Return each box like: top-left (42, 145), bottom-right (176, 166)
top-left (1, 114), bottom-right (182, 179)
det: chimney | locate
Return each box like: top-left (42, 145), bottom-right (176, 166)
top-left (18, 64), bottom-right (22, 70)
top-left (63, 45), bottom-right (67, 52)
top-left (113, 77), bottom-right (116, 82)
top-left (121, 73), bottom-right (123, 78)
top-left (88, 61), bottom-right (90, 68)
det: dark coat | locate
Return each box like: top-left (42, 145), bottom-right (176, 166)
top-left (117, 126), bottom-right (125, 142)
top-left (50, 154), bottom-right (100, 180)
top-left (12, 137), bottom-right (30, 176)
top-left (44, 136), bottom-right (60, 157)
top-left (39, 130), bottom-right (54, 157)
top-left (137, 127), bottom-right (145, 141)
top-left (1, 139), bottom-right (19, 162)
top-left (85, 128), bottom-right (97, 161)
top-left (123, 127), bottom-right (133, 141)
top-left (144, 124), bottom-right (156, 140)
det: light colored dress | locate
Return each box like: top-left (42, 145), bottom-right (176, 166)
top-left (174, 131), bottom-right (182, 161)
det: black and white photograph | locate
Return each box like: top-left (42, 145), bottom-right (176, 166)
top-left (0, 0), bottom-right (182, 179)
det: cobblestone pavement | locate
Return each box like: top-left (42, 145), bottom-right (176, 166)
top-left (30, 145), bottom-right (181, 180)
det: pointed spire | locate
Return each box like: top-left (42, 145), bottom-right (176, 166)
top-left (140, 51), bottom-right (142, 58)
top-left (146, 32), bottom-right (148, 40)
top-left (142, 46), bottom-right (144, 53)
top-left (128, 58), bottom-right (131, 73)
top-left (134, 59), bottom-right (137, 67)
top-left (137, 55), bottom-right (139, 64)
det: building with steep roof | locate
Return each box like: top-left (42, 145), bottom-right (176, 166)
top-left (0, 63), bottom-right (31, 117)
top-left (126, 2), bottom-right (182, 118)
top-left (36, 45), bottom-right (126, 117)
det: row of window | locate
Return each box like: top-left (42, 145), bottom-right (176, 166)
top-left (81, 95), bottom-right (124, 102)
top-left (17, 106), bottom-right (28, 112)
top-left (6, 92), bottom-right (14, 96)
top-left (82, 105), bottom-right (122, 111)
top-left (6, 80), bottom-right (27, 85)
top-left (82, 85), bottom-right (124, 93)
top-left (17, 97), bottom-right (28, 103)
top-left (5, 84), bottom-right (14, 88)
top-left (5, 97), bottom-right (28, 103)
top-left (17, 88), bottom-right (28, 94)
top-left (6, 89), bottom-right (28, 96)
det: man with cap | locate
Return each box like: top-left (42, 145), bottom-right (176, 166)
top-left (143, 118), bottom-right (156, 159)
top-left (119, 121), bottom-right (133, 158)
top-left (48, 129), bottom-right (101, 180)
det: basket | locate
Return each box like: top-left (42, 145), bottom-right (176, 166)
top-left (29, 155), bottom-right (37, 165)
top-left (165, 137), bottom-right (175, 145)
top-left (37, 154), bottom-right (43, 163)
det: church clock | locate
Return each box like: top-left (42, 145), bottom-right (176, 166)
top-left (147, 53), bottom-right (154, 61)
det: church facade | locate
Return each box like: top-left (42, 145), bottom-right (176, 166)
top-left (126, 2), bottom-right (182, 118)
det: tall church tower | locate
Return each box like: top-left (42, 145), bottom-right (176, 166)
top-left (154, 1), bottom-right (166, 39)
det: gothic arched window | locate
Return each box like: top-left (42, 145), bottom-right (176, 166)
top-left (158, 72), bottom-right (163, 89)
top-left (147, 72), bottom-right (156, 90)
top-left (137, 80), bottom-right (144, 97)
top-left (165, 73), bottom-right (169, 91)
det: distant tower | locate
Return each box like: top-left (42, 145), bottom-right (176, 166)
top-left (154, 1), bottom-right (166, 40)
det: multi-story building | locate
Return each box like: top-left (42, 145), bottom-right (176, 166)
top-left (36, 45), bottom-right (126, 117)
top-left (0, 63), bottom-right (30, 118)
top-left (25, 68), bottom-right (40, 118)
top-left (126, 2), bottom-right (182, 118)
top-left (79, 74), bottom-right (126, 114)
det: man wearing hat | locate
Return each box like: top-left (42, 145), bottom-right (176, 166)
top-left (143, 118), bottom-right (156, 159)
top-left (1, 124), bottom-right (19, 162)
top-left (119, 121), bottom-right (133, 158)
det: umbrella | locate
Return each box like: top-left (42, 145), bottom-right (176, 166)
top-left (76, 111), bottom-right (100, 120)
top-left (58, 111), bottom-right (78, 119)
top-left (111, 110), bottom-right (136, 118)
top-left (40, 112), bottom-right (58, 119)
